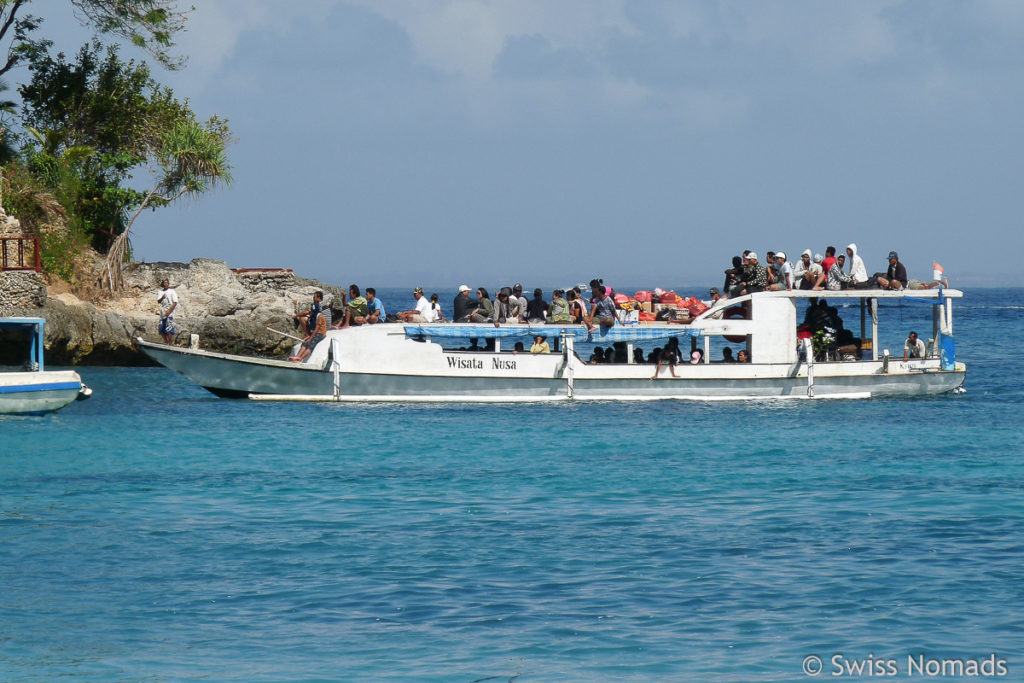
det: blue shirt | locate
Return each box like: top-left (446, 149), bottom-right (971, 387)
top-left (368, 297), bottom-right (385, 322)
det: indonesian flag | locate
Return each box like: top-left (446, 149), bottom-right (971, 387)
top-left (933, 261), bottom-right (944, 282)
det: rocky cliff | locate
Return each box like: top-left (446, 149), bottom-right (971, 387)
top-left (0, 259), bottom-right (347, 365)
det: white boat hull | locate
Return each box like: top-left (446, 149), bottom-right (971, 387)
top-left (138, 336), bottom-right (965, 403)
top-left (0, 371), bottom-right (85, 415)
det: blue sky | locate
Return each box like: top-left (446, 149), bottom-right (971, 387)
top-left (30, 1), bottom-right (1024, 288)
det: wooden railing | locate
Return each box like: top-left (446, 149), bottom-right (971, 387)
top-left (0, 237), bottom-right (42, 272)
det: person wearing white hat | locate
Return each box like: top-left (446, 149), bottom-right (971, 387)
top-left (767, 252), bottom-right (794, 291)
top-left (453, 285), bottom-right (475, 322)
top-left (739, 252), bottom-right (768, 294)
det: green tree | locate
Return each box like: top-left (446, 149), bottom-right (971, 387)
top-left (0, 0), bottom-right (189, 75)
top-left (103, 116), bottom-right (231, 289)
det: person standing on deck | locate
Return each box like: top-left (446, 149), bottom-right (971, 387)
top-left (157, 278), bottom-right (178, 345)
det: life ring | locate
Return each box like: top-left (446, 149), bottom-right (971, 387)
top-left (723, 307), bottom-right (747, 344)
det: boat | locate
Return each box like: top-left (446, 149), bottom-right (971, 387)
top-left (136, 288), bottom-right (965, 402)
top-left (0, 317), bottom-right (91, 414)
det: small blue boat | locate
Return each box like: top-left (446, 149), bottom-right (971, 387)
top-left (0, 317), bottom-right (90, 415)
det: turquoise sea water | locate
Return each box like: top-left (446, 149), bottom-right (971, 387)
top-left (2, 288), bottom-right (1023, 681)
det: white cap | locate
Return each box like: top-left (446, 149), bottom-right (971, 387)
top-left (747, 252), bottom-right (758, 261)
top-left (458, 285), bottom-right (470, 292)
top-left (776, 251), bottom-right (786, 261)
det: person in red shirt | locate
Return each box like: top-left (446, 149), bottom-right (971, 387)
top-left (820, 245), bottom-right (837, 277)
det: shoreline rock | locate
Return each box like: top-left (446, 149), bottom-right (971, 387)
top-left (0, 259), bottom-right (347, 365)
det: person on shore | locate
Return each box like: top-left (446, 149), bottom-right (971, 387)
top-left (469, 287), bottom-right (494, 323)
top-left (157, 278), bottom-right (178, 344)
top-left (290, 291), bottom-right (326, 362)
top-left (453, 285), bottom-right (475, 322)
top-left (903, 331), bottom-right (926, 361)
top-left (530, 335), bottom-right (550, 354)
top-left (397, 287), bottom-right (433, 323)
top-left (334, 284), bottom-right (367, 329)
top-left (526, 288), bottom-right (548, 324)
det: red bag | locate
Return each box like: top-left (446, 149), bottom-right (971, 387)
top-left (687, 301), bottom-right (709, 317)
top-left (634, 290), bottom-right (652, 303)
top-left (638, 311), bottom-right (657, 322)
top-left (658, 291), bottom-right (677, 304)
top-left (613, 292), bottom-right (631, 306)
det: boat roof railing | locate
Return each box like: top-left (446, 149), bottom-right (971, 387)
top-left (402, 323), bottom-right (698, 343)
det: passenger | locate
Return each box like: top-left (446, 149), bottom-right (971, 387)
top-left (612, 341), bottom-right (628, 363)
top-left (737, 349), bottom-right (750, 363)
top-left (690, 348), bottom-right (704, 364)
top-left (724, 255), bottom-right (744, 296)
top-left (453, 285), bottom-right (476, 322)
top-left (767, 252), bottom-right (794, 291)
top-left (765, 251), bottom-right (778, 287)
top-left (513, 341), bottom-right (525, 353)
top-left (793, 250), bottom-right (812, 289)
top-left (397, 287), bottom-right (434, 323)
top-left (429, 293), bottom-right (446, 321)
top-left (826, 254), bottom-right (854, 291)
top-left (739, 252), bottom-right (768, 294)
top-left (586, 286), bottom-right (617, 333)
top-left (721, 347), bottom-right (735, 363)
top-left (492, 288), bottom-right (516, 326)
top-left (709, 286), bottom-right (725, 306)
top-left (845, 243), bottom-right (870, 288)
top-left (821, 246), bottom-right (838, 277)
top-left (649, 347), bottom-right (662, 364)
top-left (526, 288), bottom-right (549, 324)
top-left (469, 287), bottom-right (494, 323)
top-left (903, 330), bottom-right (926, 360)
top-left (589, 347), bottom-right (605, 364)
top-left (907, 262), bottom-right (949, 290)
top-left (589, 278), bottom-right (613, 302)
top-left (360, 287), bottom-right (385, 324)
top-left (651, 338), bottom-right (682, 379)
top-left (530, 335), bottom-right (550, 354)
top-left (510, 284), bottom-right (528, 322)
top-left (808, 253), bottom-right (826, 290)
top-left (290, 291), bottom-right (326, 363)
top-left (568, 289), bottom-right (588, 324)
top-left (547, 289), bottom-right (572, 323)
top-left (334, 284), bottom-right (367, 329)
top-left (633, 348), bottom-right (645, 364)
top-left (874, 251), bottom-right (908, 290)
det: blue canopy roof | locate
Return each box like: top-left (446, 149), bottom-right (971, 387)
top-left (403, 323), bottom-right (696, 343)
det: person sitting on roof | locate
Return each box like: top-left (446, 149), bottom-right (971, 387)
top-left (874, 251), bottom-right (908, 290)
top-left (846, 243), bottom-right (871, 288)
top-left (585, 286), bottom-right (617, 333)
top-left (334, 284), bottom-right (367, 329)
top-left (807, 253), bottom-right (826, 290)
top-left (453, 285), bottom-right (476, 322)
top-left (290, 291), bottom-right (326, 363)
top-left (826, 254), bottom-right (855, 291)
top-left (359, 287), bottom-right (385, 324)
top-left (397, 287), bottom-right (435, 323)
top-left (468, 287), bottom-right (494, 323)
top-left (510, 284), bottom-right (528, 322)
top-left (767, 252), bottom-right (794, 291)
top-left (568, 289), bottom-right (588, 324)
top-left (525, 288), bottom-right (548, 324)
top-left (738, 252), bottom-right (769, 294)
top-left (492, 288), bottom-right (516, 327)
top-left (429, 293), bottom-right (446, 322)
top-left (547, 289), bottom-right (572, 323)
top-left (724, 255), bottom-right (744, 296)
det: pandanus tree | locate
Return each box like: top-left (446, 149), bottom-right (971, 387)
top-left (102, 117), bottom-right (231, 290)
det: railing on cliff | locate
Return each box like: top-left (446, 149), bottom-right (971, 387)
top-left (0, 237), bottom-right (42, 272)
